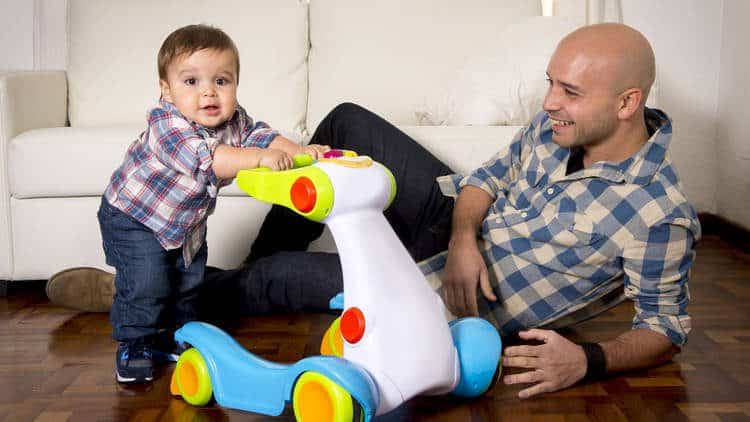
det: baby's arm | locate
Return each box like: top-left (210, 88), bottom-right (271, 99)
top-left (268, 135), bottom-right (331, 160)
top-left (212, 145), bottom-right (293, 177)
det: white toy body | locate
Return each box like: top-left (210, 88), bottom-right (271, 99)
top-left (316, 159), bottom-right (459, 414)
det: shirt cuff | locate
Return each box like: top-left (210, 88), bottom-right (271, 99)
top-left (632, 313), bottom-right (691, 346)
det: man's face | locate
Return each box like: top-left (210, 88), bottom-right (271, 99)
top-left (542, 44), bottom-right (620, 149)
top-left (160, 48), bottom-right (238, 128)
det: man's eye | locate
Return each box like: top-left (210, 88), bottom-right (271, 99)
top-left (185, 78), bottom-right (196, 86)
top-left (565, 89), bottom-right (578, 97)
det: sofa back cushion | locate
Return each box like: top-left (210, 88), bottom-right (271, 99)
top-left (306, 0), bottom-right (541, 131)
top-left (67, 0), bottom-right (308, 136)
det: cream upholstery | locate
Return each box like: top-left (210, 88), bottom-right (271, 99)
top-left (0, 0), bottom-right (545, 281)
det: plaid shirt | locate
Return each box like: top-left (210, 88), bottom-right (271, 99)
top-left (420, 108), bottom-right (700, 346)
top-left (104, 100), bottom-right (278, 265)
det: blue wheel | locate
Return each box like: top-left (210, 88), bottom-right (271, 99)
top-left (449, 317), bottom-right (503, 397)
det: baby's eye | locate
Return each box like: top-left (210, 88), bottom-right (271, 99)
top-left (185, 78), bottom-right (196, 86)
top-left (216, 78), bottom-right (226, 86)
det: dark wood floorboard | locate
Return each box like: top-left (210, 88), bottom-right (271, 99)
top-left (1, 235), bottom-right (749, 421)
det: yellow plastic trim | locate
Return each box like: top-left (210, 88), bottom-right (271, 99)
top-left (377, 163), bottom-right (397, 209)
top-left (236, 165), bottom-right (334, 223)
top-left (320, 317), bottom-right (343, 357)
top-left (319, 157), bottom-right (373, 168)
top-left (175, 348), bottom-right (213, 406)
top-left (292, 371), bottom-right (353, 422)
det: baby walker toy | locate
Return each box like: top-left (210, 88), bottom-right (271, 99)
top-left (169, 150), bottom-right (503, 421)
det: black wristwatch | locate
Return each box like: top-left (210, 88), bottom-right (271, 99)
top-left (580, 342), bottom-right (607, 381)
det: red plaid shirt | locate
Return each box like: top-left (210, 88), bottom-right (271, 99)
top-left (104, 100), bottom-right (278, 265)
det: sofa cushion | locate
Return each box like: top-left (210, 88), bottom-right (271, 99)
top-left (307, 0), bottom-right (541, 131)
top-left (8, 126), bottom-right (247, 198)
top-left (9, 125), bottom-right (522, 199)
top-left (398, 125), bottom-right (522, 175)
top-left (67, 0), bottom-right (309, 136)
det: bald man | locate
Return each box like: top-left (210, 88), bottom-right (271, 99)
top-left (48, 23), bottom-right (699, 398)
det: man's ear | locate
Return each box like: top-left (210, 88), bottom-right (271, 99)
top-left (159, 80), bottom-right (173, 102)
top-left (617, 88), bottom-right (643, 120)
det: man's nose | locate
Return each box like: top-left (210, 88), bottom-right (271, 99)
top-left (542, 87), bottom-right (560, 112)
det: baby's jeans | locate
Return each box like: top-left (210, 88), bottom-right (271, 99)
top-left (97, 197), bottom-right (207, 341)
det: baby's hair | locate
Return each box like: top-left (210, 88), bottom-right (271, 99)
top-left (158, 24), bottom-right (240, 82)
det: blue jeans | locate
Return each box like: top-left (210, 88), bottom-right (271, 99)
top-left (202, 103), bottom-right (455, 318)
top-left (98, 198), bottom-right (207, 341)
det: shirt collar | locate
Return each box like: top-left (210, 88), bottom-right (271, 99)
top-left (542, 108), bottom-right (672, 185)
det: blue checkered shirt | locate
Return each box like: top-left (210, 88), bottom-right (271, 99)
top-left (420, 108), bottom-right (700, 346)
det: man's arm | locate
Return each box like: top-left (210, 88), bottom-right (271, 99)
top-left (502, 327), bottom-right (676, 398)
top-left (443, 186), bottom-right (496, 316)
top-left (503, 222), bottom-right (695, 398)
top-left (440, 117), bottom-right (540, 318)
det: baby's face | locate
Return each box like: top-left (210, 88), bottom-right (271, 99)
top-left (160, 48), bottom-right (239, 128)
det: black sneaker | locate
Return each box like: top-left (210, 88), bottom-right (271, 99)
top-left (152, 331), bottom-right (188, 363)
top-left (115, 338), bottom-right (153, 383)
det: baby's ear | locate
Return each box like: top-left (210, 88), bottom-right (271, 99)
top-left (159, 80), bottom-right (173, 102)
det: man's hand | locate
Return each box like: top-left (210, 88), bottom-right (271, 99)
top-left (503, 329), bottom-right (588, 398)
top-left (442, 237), bottom-right (497, 317)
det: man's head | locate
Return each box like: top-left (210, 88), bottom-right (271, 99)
top-left (543, 23), bottom-right (655, 150)
top-left (158, 24), bottom-right (240, 128)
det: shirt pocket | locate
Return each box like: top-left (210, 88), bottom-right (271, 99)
top-left (491, 199), bottom-right (601, 249)
top-left (546, 210), bottom-right (600, 247)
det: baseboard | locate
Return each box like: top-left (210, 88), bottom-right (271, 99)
top-left (698, 213), bottom-right (750, 253)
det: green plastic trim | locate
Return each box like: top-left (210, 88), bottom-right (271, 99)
top-left (236, 165), bottom-right (334, 222)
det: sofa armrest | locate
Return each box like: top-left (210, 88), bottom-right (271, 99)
top-left (0, 70), bottom-right (67, 279)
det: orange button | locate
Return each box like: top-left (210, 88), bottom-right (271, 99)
top-left (290, 177), bottom-right (316, 213)
top-left (340, 307), bottom-right (366, 344)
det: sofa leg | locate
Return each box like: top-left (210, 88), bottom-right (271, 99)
top-left (0, 280), bottom-right (8, 297)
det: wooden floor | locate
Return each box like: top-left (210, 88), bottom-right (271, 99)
top-left (1, 235), bottom-right (749, 421)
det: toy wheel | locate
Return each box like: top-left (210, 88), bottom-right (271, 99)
top-left (173, 348), bottom-right (213, 406)
top-left (292, 371), bottom-right (355, 422)
top-left (484, 359), bottom-right (503, 395)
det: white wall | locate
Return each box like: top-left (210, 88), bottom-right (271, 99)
top-left (0, 0), bottom-right (742, 223)
top-left (716, 0), bottom-right (750, 229)
top-left (623, 0), bottom-right (723, 214)
top-left (0, 0), bottom-right (34, 70)
top-left (0, 0), bottom-right (66, 71)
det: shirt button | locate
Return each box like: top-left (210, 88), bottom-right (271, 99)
top-left (521, 212), bottom-right (528, 218)
top-left (547, 188), bottom-right (555, 195)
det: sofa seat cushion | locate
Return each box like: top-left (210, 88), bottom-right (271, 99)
top-left (9, 124), bottom-right (521, 199)
top-left (8, 126), bottom-right (246, 198)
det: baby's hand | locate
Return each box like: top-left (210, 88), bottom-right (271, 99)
top-left (300, 144), bottom-right (331, 160)
top-left (259, 149), bottom-right (294, 170)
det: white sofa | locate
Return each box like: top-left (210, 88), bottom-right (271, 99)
top-left (1, 0), bottom-right (582, 284)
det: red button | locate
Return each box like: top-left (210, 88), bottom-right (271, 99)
top-left (290, 177), bottom-right (316, 213)
top-left (340, 307), bottom-right (366, 344)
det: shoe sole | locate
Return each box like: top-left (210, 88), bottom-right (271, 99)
top-left (115, 369), bottom-right (153, 383)
top-left (46, 267), bottom-right (114, 312)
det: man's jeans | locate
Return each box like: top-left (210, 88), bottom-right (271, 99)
top-left (202, 103), bottom-right (456, 317)
top-left (98, 198), bottom-right (207, 341)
